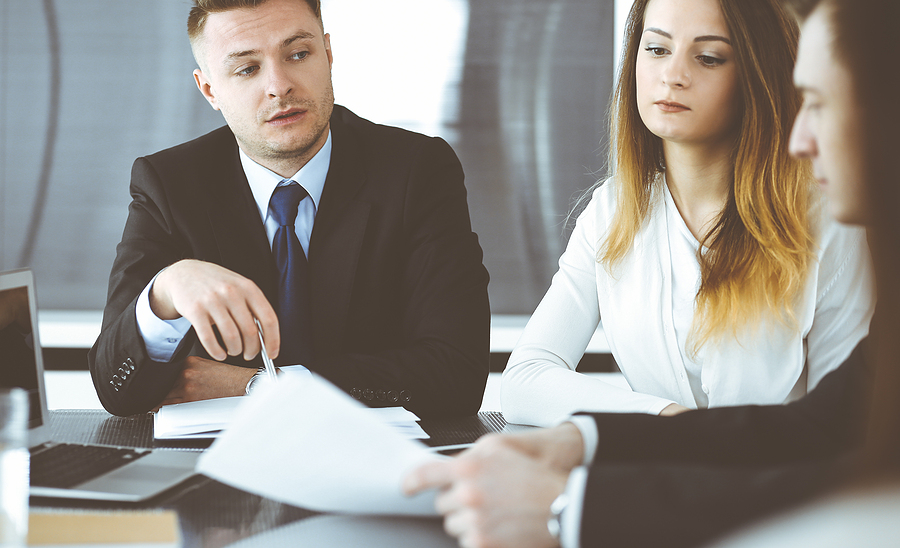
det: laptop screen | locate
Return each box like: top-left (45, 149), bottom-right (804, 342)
top-left (0, 272), bottom-right (46, 430)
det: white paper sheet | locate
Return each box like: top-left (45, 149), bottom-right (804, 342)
top-left (225, 514), bottom-right (455, 548)
top-left (154, 389), bottom-right (428, 440)
top-left (365, 407), bottom-right (421, 422)
top-left (154, 397), bottom-right (242, 438)
top-left (195, 374), bottom-right (442, 515)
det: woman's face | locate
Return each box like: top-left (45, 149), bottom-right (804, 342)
top-left (636, 0), bottom-right (740, 147)
top-left (789, 7), bottom-right (868, 225)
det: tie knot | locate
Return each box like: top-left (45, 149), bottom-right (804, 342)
top-left (269, 182), bottom-right (308, 227)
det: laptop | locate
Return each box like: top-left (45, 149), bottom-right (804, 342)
top-left (0, 268), bottom-right (200, 501)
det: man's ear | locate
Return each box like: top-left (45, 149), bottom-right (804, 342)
top-left (193, 68), bottom-right (220, 111)
top-left (324, 33), bottom-right (333, 68)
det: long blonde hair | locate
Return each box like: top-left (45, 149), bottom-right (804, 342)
top-left (601, 0), bottom-right (814, 351)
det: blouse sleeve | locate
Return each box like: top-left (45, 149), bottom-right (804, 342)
top-left (804, 219), bottom-right (874, 390)
top-left (501, 187), bottom-right (675, 427)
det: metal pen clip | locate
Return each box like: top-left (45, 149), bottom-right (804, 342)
top-left (255, 319), bottom-right (279, 382)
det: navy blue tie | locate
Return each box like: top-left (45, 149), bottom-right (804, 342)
top-left (269, 182), bottom-right (312, 365)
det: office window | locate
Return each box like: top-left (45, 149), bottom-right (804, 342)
top-left (1, 0), bottom-right (615, 314)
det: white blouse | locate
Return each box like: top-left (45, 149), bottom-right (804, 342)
top-left (501, 179), bottom-right (874, 427)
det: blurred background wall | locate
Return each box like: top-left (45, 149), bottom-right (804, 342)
top-left (1, 0), bottom-right (617, 315)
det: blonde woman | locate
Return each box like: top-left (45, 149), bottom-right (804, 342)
top-left (501, 0), bottom-right (873, 426)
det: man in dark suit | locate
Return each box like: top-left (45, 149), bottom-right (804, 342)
top-left (88, 0), bottom-right (490, 419)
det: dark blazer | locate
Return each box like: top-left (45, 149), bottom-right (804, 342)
top-left (580, 457), bottom-right (850, 548)
top-left (582, 340), bottom-right (871, 466)
top-left (576, 340), bottom-right (871, 547)
top-left (88, 105), bottom-right (491, 418)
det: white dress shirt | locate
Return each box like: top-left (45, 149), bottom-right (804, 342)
top-left (136, 132), bottom-right (332, 362)
top-left (502, 177), bottom-right (874, 427)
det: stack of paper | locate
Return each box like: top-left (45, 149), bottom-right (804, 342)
top-left (365, 407), bottom-right (428, 439)
top-left (154, 392), bottom-right (428, 440)
top-left (154, 397), bottom-right (242, 440)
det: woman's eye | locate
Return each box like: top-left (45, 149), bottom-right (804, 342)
top-left (644, 46), bottom-right (668, 57)
top-left (698, 55), bottom-right (725, 67)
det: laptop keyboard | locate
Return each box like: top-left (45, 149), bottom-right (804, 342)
top-left (30, 443), bottom-right (150, 489)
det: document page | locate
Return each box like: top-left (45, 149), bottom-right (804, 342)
top-left (155, 390), bottom-right (427, 440)
top-left (196, 374), bottom-right (441, 515)
top-left (154, 397), bottom-right (243, 439)
top-left (225, 514), bottom-right (455, 547)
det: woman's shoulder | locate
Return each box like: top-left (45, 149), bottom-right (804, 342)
top-left (571, 178), bottom-right (618, 224)
top-left (572, 174), bottom-right (665, 225)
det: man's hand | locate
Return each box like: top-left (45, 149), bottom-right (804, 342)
top-left (159, 356), bottom-right (256, 406)
top-left (150, 259), bottom-right (279, 362)
top-left (403, 434), bottom-right (569, 548)
top-left (490, 423), bottom-right (585, 473)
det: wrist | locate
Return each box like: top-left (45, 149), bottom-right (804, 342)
top-left (549, 421), bottom-right (587, 471)
top-left (559, 422), bottom-right (585, 470)
top-left (148, 267), bottom-right (179, 320)
top-left (659, 403), bottom-right (690, 416)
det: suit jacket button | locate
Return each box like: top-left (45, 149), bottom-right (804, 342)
top-left (387, 390), bottom-right (399, 403)
top-left (363, 389), bottom-right (374, 401)
top-left (399, 390), bottom-right (411, 403)
top-left (350, 388), bottom-right (362, 400)
top-left (375, 389), bottom-right (386, 402)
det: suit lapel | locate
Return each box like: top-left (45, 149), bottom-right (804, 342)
top-left (308, 112), bottom-right (371, 347)
top-left (204, 136), bottom-right (278, 304)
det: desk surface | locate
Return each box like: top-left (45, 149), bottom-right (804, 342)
top-left (33, 409), bottom-right (529, 547)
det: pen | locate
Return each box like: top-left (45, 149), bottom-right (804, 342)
top-left (426, 443), bottom-right (475, 455)
top-left (255, 319), bottom-right (279, 382)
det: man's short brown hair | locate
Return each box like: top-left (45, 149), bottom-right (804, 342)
top-left (187, 0), bottom-right (323, 45)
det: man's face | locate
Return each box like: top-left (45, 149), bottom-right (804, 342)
top-left (789, 7), bottom-right (867, 224)
top-left (193, 0), bottom-right (334, 176)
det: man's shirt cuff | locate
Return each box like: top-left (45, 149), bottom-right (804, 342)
top-left (136, 272), bottom-right (192, 362)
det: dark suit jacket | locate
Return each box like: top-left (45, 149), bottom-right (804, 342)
top-left (88, 105), bottom-right (491, 418)
top-left (576, 340), bottom-right (871, 547)
top-left (580, 457), bottom-right (851, 548)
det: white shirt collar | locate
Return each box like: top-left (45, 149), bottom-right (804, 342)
top-left (239, 130), bottom-right (332, 223)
